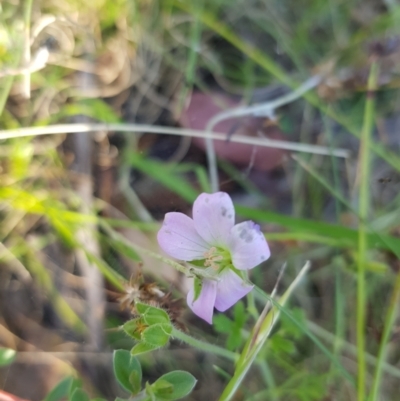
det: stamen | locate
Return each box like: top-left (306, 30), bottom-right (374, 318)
top-left (204, 247), bottom-right (226, 270)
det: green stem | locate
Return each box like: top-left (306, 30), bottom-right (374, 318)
top-left (369, 271), bottom-right (400, 400)
top-left (357, 61), bottom-right (379, 401)
top-left (246, 287), bottom-right (259, 321)
top-left (100, 221), bottom-right (216, 280)
top-left (307, 321), bottom-right (400, 379)
top-left (22, 0), bottom-right (34, 98)
top-left (217, 262), bottom-right (310, 401)
top-left (171, 327), bottom-right (238, 361)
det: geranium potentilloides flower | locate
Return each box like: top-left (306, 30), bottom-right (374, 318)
top-left (157, 192), bottom-right (270, 324)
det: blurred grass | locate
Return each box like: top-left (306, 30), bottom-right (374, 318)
top-left (1, 0), bottom-right (400, 400)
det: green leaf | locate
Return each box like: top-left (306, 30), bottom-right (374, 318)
top-left (0, 347), bottom-right (16, 366)
top-left (123, 318), bottom-right (145, 341)
top-left (145, 381), bottom-right (156, 401)
top-left (136, 303), bottom-right (170, 325)
top-left (226, 327), bottom-right (243, 351)
top-left (105, 233), bottom-right (141, 262)
top-left (151, 379), bottom-right (174, 396)
top-left (280, 308), bottom-right (306, 339)
top-left (129, 371), bottom-right (142, 395)
top-left (213, 315), bottom-right (233, 334)
top-left (131, 342), bottom-right (159, 356)
top-left (233, 301), bottom-right (246, 327)
top-left (236, 205), bottom-right (400, 254)
top-left (61, 99), bottom-right (121, 123)
top-left (70, 388), bottom-right (90, 401)
top-left (43, 377), bottom-right (74, 401)
top-left (214, 302), bottom-right (247, 350)
top-left (142, 324), bottom-right (172, 347)
top-left (68, 379), bottom-right (82, 398)
top-left (152, 371), bottom-right (197, 400)
top-left (113, 350), bottom-right (142, 394)
top-left (270, 336), bottom-right (296, 355)
top-left (129, 153), bottom-right (198, 203)
top-left (193, 277), bottom-right (202, 303)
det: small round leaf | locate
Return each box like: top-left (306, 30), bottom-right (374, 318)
top-left (152, 371), bottom-right (197, 400)
top-left (113, 350), bottom-right (142, 394)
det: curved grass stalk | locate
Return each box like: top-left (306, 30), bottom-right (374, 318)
top-left (0, 123), bottom-right (350, 158)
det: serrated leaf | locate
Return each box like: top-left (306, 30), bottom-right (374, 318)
top-left (70, 388), bottom-right (89, 401)
top-left (113, 350), bottom-right (142, 394)
top-left (142, 324), bottom-right (172, 347)
top-left (0, 348), bottom-right (16, 366)
top-left (270, 336), bottom-right (296, 355)
top-left (280, 308), bottom-right (306, 339)
top-left (152, 371), bottom-right (197, 401)
top-left (226, 327), bottom-right (243, 351)
top-left (213, 315), bottom-right (233, 334)
top-left (43, 377), bottom-right (74, 401)
top-left (131, 342), bottom-right (159, 356)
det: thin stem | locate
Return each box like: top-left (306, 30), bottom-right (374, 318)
top-left (0, 123), bottom-right (350, 158)
top-left (246, 290), bottom-right (259, 321)
top-left (356, 61), bottom-right (379, 401)
top-left (100, 221), bottom-right (217, 280)
top-left (22, 0), bottom-right (34, 99)
top-left (307, 320), bottom-right (400, 379)
top-left (171, 327), bottom-right (238, 361)
top-left (369, 271), bottom-right (400, 400)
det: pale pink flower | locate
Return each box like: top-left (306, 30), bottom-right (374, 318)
top-left (157, 192), bottom-right (270, 324)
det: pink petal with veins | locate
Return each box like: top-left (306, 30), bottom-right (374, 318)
top-left (157, 212), bottom-right (209, 261)
top-left (214, 270), bottom-right (254, 312)
top-left (187, 279), bottom-right (217, 324)
top-left (193, 192), bottom-right (235, 247)
top-left (229, 221), bottom-right (271, 270)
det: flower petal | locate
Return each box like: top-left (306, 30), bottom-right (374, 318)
top-left (229, 221), bottom-right (271, 270)
top-left (192, 192), bottom-right (235, 246)
top-left (157, 212), bottom-right (209, 260)
top-left (187, 279), bottom-right (217, 324)
top-left (214, 269), bottom-right (254, 312)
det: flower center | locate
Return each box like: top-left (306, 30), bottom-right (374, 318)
top-left (203, 247), bottom-right (230, 271)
